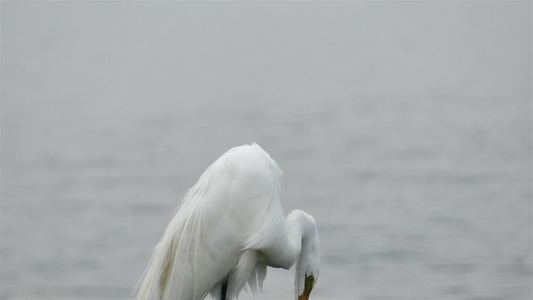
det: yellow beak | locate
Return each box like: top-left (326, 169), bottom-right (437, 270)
top-left (298, 294), bottom-right (309, 300)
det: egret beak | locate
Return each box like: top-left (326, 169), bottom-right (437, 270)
top-left (297, 281), bottom-right (313, 300)
top-left (298, 294), bottom-right (309, 300)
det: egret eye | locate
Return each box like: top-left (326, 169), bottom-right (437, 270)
top-left (307, 275), bottom-right (314, 285)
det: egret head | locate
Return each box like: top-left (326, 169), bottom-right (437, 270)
top-left (294, 212), bottom-right (320, 300)
top-left (297, 271), bottom-right (318, 300)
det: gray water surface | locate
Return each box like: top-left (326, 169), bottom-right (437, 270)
top-left (2, 2), bottom-right (531, 299)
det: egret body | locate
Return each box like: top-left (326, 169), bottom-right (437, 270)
top-left (135, 143), bottom-right (320, 300)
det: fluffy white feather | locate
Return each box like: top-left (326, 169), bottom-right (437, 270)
top-left (134, 143), bottom-right (320, 300)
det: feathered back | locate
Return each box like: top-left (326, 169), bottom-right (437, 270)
top-left (134, 143), bottom-right (283, 300)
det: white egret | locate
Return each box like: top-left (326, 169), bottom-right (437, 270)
top-left (134, 143), bottom-right (320, 300)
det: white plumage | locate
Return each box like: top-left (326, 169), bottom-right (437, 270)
top-left (135, 143), bottom-right (320, 300)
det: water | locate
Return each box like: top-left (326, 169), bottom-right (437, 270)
top-left (2, 2), bottom-right (531, 299)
